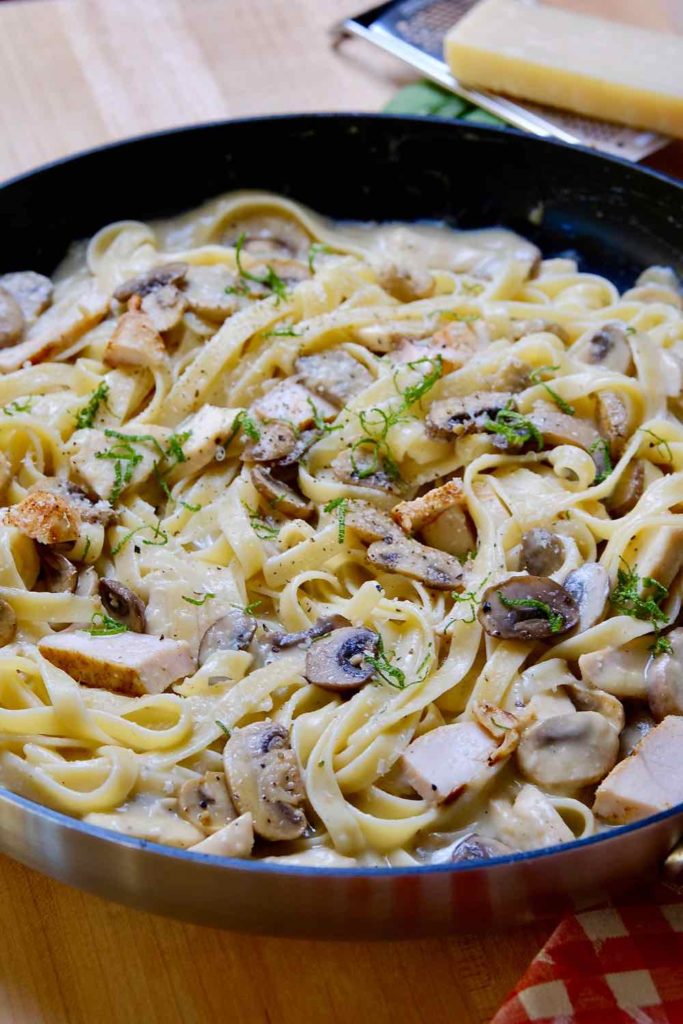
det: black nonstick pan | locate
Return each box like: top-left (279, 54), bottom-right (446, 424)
top-left (1, 115), bottom-right (682, 937)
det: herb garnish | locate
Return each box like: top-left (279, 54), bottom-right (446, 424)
top-left (482, 403), bottom-right (544, 451)
top-left (182, 592), bottom-right (216, 606)
top-left (611, 562), bottom-right (672, 657)
top-left (87, 612), bottom-right (128, 636)
top-left (75, 382), bottom-right (109, 429)
top-left (651, 634), bottom-right (673, 657)
top-left (244, 503), bottom-right (280, 540)
top-left (308, 242), bottom-right (333, 273)
top-left (111, 519), bottom-right (169, 556)
top-left (498, 593), bottom-right (564, 633)
top-left (232, 232), bottom-right (288, 302)
top-left (365, 636), bottom-right (430, 690)
top-left (589, 438), bottom-right (613, 484)
top-left (230, 599), bottom-right (262, 615)
top-left (440, 311), bottom-right (480, 324)
top-left (324, 497), bottom-right (348, 542)
top-left (215, 720), bottom-right (231, 738)
top-left (446, 574), bottom-right (491, 626)
top-left (640, 428), bottom-right (673, 464)
top-left (3, 397), bottom-right (34, 416)
top-left (264, 325), bottom-right (302, 338)
top-left (307, 397), bottom-right (342, 436)
top-left (529, 367), bottom-right (575, 416)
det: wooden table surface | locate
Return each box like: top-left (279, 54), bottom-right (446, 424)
top-left (0, 1), bottom-right (681, 1021)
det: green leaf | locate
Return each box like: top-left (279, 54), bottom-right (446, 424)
top-left (497, 592), bottom-right (565, 633)
top-left (75, 382), bottom-right (109, 429)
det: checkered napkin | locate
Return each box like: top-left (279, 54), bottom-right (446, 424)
top-left (491, 891), bottom-right (683, 1024)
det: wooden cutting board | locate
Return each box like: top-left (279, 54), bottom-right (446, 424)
top-left (0, 2), bottom-right (680, 1021)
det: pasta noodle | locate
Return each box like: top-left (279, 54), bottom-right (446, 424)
top-left (0, 190), bottom-right (681, 867)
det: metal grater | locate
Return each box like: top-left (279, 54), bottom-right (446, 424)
top-left (332, 0), bottom-right (668, 161)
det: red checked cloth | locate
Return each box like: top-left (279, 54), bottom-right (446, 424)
top-left (491, 894), bottom-right (683, 1024)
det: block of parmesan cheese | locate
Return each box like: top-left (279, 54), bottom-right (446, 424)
top-left (445, 0), bottom-right (683, 138)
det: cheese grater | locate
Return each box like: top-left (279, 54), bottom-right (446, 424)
top-left (332, 0), bottom-right (668, 161)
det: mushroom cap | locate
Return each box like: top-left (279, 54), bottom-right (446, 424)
top-left (521, 528), bottom-right (565, 577)
top-left (113, 262), bottom-right (188, 303)
top-left (198, 610), bottom-right (258, 666)
top-left (367, 535), bottom-right (463, 590)
top-left (595, 391), bottom-right (629, 460)
top-left (478, 576), bottom-right (579, 640)
top-left (0, 287), bottom-right (25, 349)
top-left (449, 833), bottom-right (517, 863)
top-left (178, 771), bottom-right (236, 835)
top-left (579, 322), bottom-right (633, 374)
top-left (304, 626), bottom-right (379, 692)
top-left (223, 721), bottom-right (307, 841)
top-left (0, 271), bottom-right (53, 321)
top-left (98, 578), bottom-right (146, 633)
top-left (606, 459), bottom-right (645, 518)
top-left (271, 614), bottom-right (351, 650)
top-left (248, 465), bottom-right (313, 519)
top-left (0, 598), bottom-right (17, 646)
top-left (517, 711), bottom-right (619, 789)
top-left (39, 550), bottom-right (78, 594)
top-left (426, 391), bottom-right (514, 439)
top-left (563, 562), bottom-right (610, 633)
top-left (646, 627), bottom-right (683, 720)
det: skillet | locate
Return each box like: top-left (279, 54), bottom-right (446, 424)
top-left (1, 114), bottom-right (683, 937)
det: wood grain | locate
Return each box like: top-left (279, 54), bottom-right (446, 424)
top-left (0, 1), bottom-right (680, 1021)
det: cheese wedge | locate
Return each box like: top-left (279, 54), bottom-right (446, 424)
top-left (445, 0), bottom-right (683, 138)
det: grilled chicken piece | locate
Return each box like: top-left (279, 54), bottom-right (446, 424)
top-left (170, 406), bottom-right (239, 478)
top-left (104, 308), bottom-right (167, 369)
top-left (391, 480), bottom-right (465, 534)
top-left (6, 490), bottom-right (81, 545)
top-left (67, 426), bottom-right (169, 501)
top-left (401, 722), bottom-right (503, 804)
top-left (38, 630), bottom-right (195, 696)
top-left (188, 812), bottom-right (254, 858)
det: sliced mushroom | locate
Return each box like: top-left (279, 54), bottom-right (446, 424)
top-left (0, 271), bottom-right (53, 321)
top-left (345, 501), bottom-right (402, 544)
top-left (331, 447), bottom-right (401, 494)
top-left (271, 614), bottom-right (351, 650)
top-left (606, 460), bottom-right (645, 518)
top-left (295, 349), bottom-right (372, 408)
top-left (0, 599), bottom-right (17, 646)
top-left (517, 711), bottom-right (619, 789)
top-left (39, 550), bottom-right (77, 594)
top-left (449, 833), bottom-right (517, 863)
top-left (249, 466), bottom-right (313, 519)
top-left (646, 627), bottom-right (683, 720)
top-left (368, 535), bottom-right (463, 590)
top-left (140, 283), bottom-right (188, 333)
top-left (509, 319), bottom-right (568, 343)
top-left (223, 721), bottom-right (307, 841)
top-left (113, 262), bottom-right (188, 302)
top-left (595, 391), bottom-right (629, 460)
top-left (53, 482), bottom-right (117, 527)
top-left (250, 379), bottom-right (336, 431)
top-left (564, 683), bottom-right (625, 733)
top-left (579, 645), bottom-right (649, 699)
top-left (563, 562), bottom-right (610, 633)
top-left (478, 576), bottom-right (579, 640)
top-left (486, 357), bottom-right (532, 395)
top-left (198, 610), bottom-right (258, 666)
top-left (178, 771), bottom-right (236, 834)
top-left (304, 625), bottom-right (379, 692)
top-left (183, 264), bottom-right (239, 321)
top-left (242, 420), bottom-right (299, 463)
top-left (527, 405), bottom-right (600, 452)
top-left (421, 504), bottom-right (477, 560)
top-left (426, 391), bottom-right (514, 439)
top-left (578, 322), bottom-right (633, 375)
top-left (98, 579), bottom-right (146, 633)
top-left (221, 213), bottom-right (311, 261)
top-left (0, 287), bottom-right (25, 348)
top-left (619, 705), bottom-right (655, 759)
top-left (376, 261), bottom-right (434, 303)
top-left (521, 528), bottom-right (564, 577)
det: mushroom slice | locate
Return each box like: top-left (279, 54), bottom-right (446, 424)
top-left (606, 459), bottom-right (645, 518)
top-left (0, 272), bottom-right (53, 321)
top-left (595, 391), bottom-right (629, 460)
top-left (367, 536), bottom-right (463, 590)
top-left (517, 711), bottom-right (619, 790)
top-left (526, 405), bottom-right (600, 452)
top-left (563, 563), bottom-right (610, 632)
top-left (295, 349), bottom-right (372, 408)
top-left (223, 721), bottom-right (307, 841)
top-left (52, 482), bottom-right (116, 527)
top-left (579, 645), bottom-right (649, 699)
top-left (478, 576), bottom-right (579, 640)
top-left (113, 262), bottom-right (188, 303)
top-left (330, 447), bottom-right (401, 494)
top-left (426, 391), bottom-right (514, 439)
top-left (249, 466), bottom-right (313, 519)
top-left (578, 322), bottom-right (633, 375)
top-left (619, 706), bottom-right (655, 759)
top-left (198, 610), bottom-right (258, 666)
top-left (98, 579), bottom-right (146, 633)
top-left (564, 683), bottom-right (625, 733)
top-left (250, 379), bottom-right (336, 431)
top-left (472, 700), bottom-right (520, 762)
top-left (390, 479), bottom-right (464, 535)
top-left (140, 283), bottom-right (188, 333)
top-left (304, 626), bottom-right (379, 692)
top-left (509, 319), bottom-right (568, 343)
top-left (0, 599), bottom-right (17, 646)
top-left (646, 627), bottom-right (683, 720)
top-left (421, 504), bottom-right (477, 560)
top-left (6, 490), bottom-right (81, 545)
top-left (242, 420), bottom-right (299, 463)
top-left (376, 261), bottom-right (434, 303)
top-left (271, 614), bottom-right (351, 650)
top-left (0, 287), bottom-right (25, 348)
top-left (345, 501), bottom-right (402, 544)
top-left (178, 771), bottom-right (236, 834)
top-left (39, 550), bottom-right (77, 594)
top-left (449, 834), bottom-right (517, 863)
top-left (521, 528), bottom-right (564, 577)
top-left (183, 265), bottom-right (238, 321)
top-left (222, 213), bottom-right (311, 261)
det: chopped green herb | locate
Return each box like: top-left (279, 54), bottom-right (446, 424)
top-left (651, 634), bottom-right (673, 657)
top-left (307, 397), bottom-right (341, 436)
top-left (87, 612), bottom-right (128, 636)
top-left (324, 496), bottom-right (348, 542)
top-left (529, 367), bottom-right (575, 415)
top-left (366, 636), bottom-right (430, 691)
top-left (3, 397), bottom-right (34, 416)
top-left (96, 440), bottom-right (143, 503)
top-left (440, 311), bottom-right (480, 324)
top-left (610, 561), bottom-right (668, 630)
top-left (589, 438), bottom-right (613, 484)
top-left (264, 325), bottom-right (303, 338)
top-left (483, 403), bottom-right (544, 451)
top-left (640, 428), bottom-right (673, 464)
top-left (103, 428), bottom-right (165, 455)
top-left (111, 520), bottom-right (169, 556)
top-left (230, 599), bottom-right (262, 616)
top-left (182, 592), bottom-right (216, 606)
top-left (460, 280), bottom-right (485, 297)
top-left (446, 574), bottom-right (492, 626)
top-left (215, 720), bottom-right (231, 738)
top-left (498, 593), bottom-right (564, 633)
top-left (308, 242), bottom-right (333, 273)
top-left (626, 326), bottom-right (637, 336)
top-left (181, 500), bottom-right (202, 513)
top-left (317, 759), bottom-right (326, 768)
top-left (75, 382), bottom-right (109, 429)
top-left (165, 430), bottom-right (191, 466)
top-left (244, 503), bottom-right (280, 540)
top-left (234, 232), bottom-right (288, 302)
